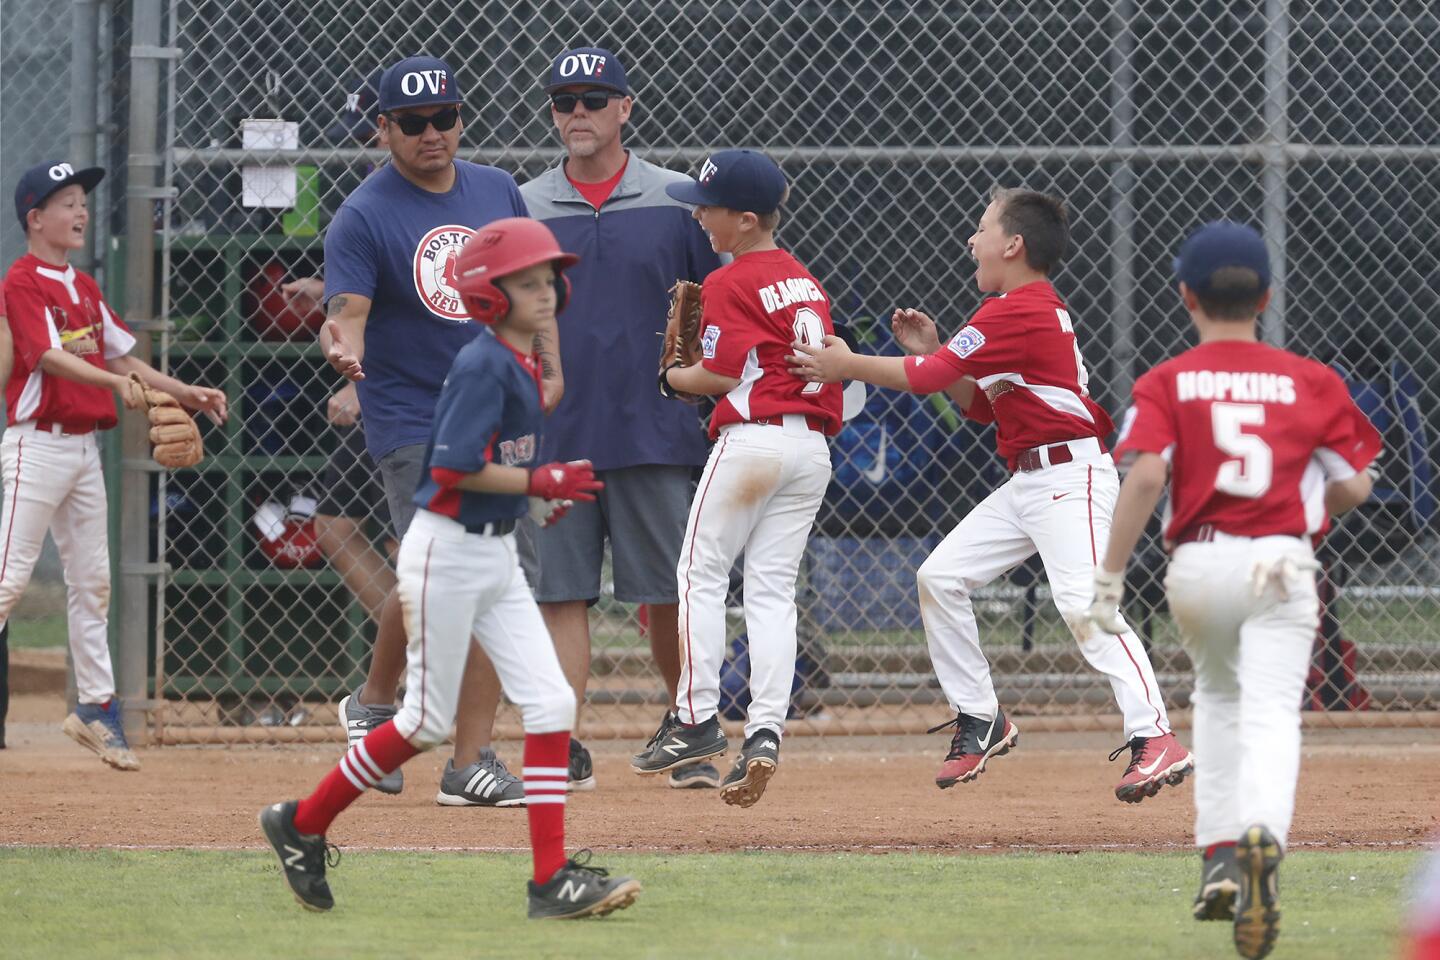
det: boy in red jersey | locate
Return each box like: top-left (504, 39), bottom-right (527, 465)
top-left (1089, 222), bottom-right (1378, 958)
top-left (790, 187), bottom-right (1191, 802)
top-left (630, 150), bottom-right (842, 808)
top-left (4, 161), bottom-right (227, 770)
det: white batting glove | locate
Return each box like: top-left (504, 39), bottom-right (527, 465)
top-left (527, 496), bottom-right (573, 528)
top-left (1088, 568), bottom-right (1128, 634)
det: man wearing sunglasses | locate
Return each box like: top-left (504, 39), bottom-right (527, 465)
top-left (517, 47), bottom-right (723, 792)
top-left (319, 54), bottom-right (543, 810)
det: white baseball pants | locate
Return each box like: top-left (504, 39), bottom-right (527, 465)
top-left (1166, 534), bottom-right (1319, 849)
top-left (0, 424), bottom-right (115, 704)
top-left (675, 417), bottom-right (832, 740)
top-left (393, 509), bottom-right (575, 748)
top-left (918, 449), bottom-right (1170, 740)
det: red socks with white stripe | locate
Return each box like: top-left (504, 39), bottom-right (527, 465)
top-left (293, 719), bottom-right (419, 836)
top-left (524, 730), bottom-right (570, 884)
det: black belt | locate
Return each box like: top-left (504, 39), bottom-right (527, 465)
top-left (467, 518), bottom-right (516, 537)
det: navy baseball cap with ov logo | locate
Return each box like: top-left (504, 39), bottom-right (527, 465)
top-left (377, 55), bottom-right (462, 112)
top-left (665, 149), bottom-right (787, 215)
top-left (14, 161), bottom-right (105, 228)
top-left (543, 47), bottom-right (631, 95)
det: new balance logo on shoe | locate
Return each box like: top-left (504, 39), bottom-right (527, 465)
top-left (661, 738), bottom-right (689, 756)
top-left (558, 880), bottom-right (587, 902)
top-left (283, 844), bottom-right (307, 870)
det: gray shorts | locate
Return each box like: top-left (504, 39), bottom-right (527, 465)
top-left (518, 464), bottom-right (694, 604)
top-left (377, 443), bottom-right (427, 540)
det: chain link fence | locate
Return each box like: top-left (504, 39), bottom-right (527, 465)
top-left (17, 0), bottom-right (1433, 740)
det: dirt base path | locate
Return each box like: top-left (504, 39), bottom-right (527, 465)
top-left (3, 695), bottom-right (1435, 852)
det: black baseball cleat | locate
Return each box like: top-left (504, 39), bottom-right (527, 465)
top-left (1193, 844), bottom-right (1240, 921)
top-left (568, 737), bottom-right (596, 792)
top-left (631, 712), bottom-right (726, 774)
top-left (720, 729), bottom-right (780, 807)
top-left (1233, 824), bottom-right (1283, 959)
top-left (259, 801), bottom-right (338, 912)
top-left (527, 850), bottom-right (642, 920)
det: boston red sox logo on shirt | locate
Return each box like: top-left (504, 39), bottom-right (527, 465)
top-left (413, 224), bottom-right (476, 322)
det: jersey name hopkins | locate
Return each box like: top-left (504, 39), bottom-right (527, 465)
top-left (413, 225), bottom-right (476, 322)
top-left (1175, 370), bottom-right (1297, 405)
top-left (758, 277), bottom-right (825, 313)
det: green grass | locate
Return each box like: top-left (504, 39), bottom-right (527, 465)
top-left (0, 848), bottom-right (1416, 960)
top-left (7, 612), bottom-right (66, 649)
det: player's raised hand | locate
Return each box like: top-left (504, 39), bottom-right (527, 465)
top-left (324, 318), bottom-right (365, 381)
top-left (786, 335), bottom-right (851, 384)
top-left (891, 308), bottom-right (942, 355)
top-left (527, 459), bottom-right (604, 503)
top-left (1087, 568), bottom-right (1128, 634)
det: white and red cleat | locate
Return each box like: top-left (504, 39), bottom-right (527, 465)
top-left (1111, 731), bottom-right (1194, 803)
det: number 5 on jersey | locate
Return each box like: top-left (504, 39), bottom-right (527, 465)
top-left (1212, 402), bottom-right (1272, 498)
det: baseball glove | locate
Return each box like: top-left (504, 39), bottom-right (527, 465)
top-left (127, 373), bottom-right (204, 469)
top-left (658, 280), bottom-right (704, 401)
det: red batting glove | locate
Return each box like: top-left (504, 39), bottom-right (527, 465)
top-left (527, 459), bottom-right (603, 502)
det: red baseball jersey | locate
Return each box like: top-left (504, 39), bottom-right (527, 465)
top-left (904, 281), bottom-right (1113, 467)
top-left (3, 254), bottom-right (136, 428)
top-left (1114, 340), bottom-right (1381, 543)
top-left (698, 248), bottom-right (843, 439)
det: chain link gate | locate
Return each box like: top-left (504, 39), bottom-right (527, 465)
top-left (144, 1), bottom-right (1439, 742)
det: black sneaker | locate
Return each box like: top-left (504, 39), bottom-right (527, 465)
top-left (928, 708), bottom-right (1018, 789)
top-left (259, 801), bottom-right (338, 912)
top-left (631, 713), bottom-right (726, 774)
top-left (339, 694), bottom-right (402, 795)
top-left (435, 751), bottom-right (526, 807)
top-left (527, 850), bottom-right (641, 920)
top-left (1193, 844), bottom-right (1240, 921)
top-left (720, 729), bottom-right (780, 807)
top-left (667, 761), bottom-right (720, 789)
top-left (568, 738), bottom-right (596, 792)
top-left (1234, 824), bottom-right (1283, 959)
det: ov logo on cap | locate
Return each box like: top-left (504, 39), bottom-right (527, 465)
top-left (48, 163), bottom-right (76, 182)
top-left (400, 70), bottom-right (448, 97)
top-left (559, 53), bottom-right (606, 79)
top-left (698, 159), bottom-right (719, 184)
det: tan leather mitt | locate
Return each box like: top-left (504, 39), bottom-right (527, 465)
top-left (658, 280), bottom-right (704, 401)
top-left (128, 373), bottom-right (203, 469)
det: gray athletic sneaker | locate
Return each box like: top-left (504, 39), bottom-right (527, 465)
top-left (435, 749), bottom-right (526, 807)
top-left (338, 694), bottom-right (402, 795)
top-left (667, 761), bottom-right (720, 789)
top-left (631, 713), bottom-right (727, 774)
top-left (527, 850), bottom-right (641, 920)
top-left (720, 729), bottom-right (781, 807)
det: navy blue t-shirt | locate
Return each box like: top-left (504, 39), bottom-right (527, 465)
top-left (324, 161), bottom-right (528, 460)
top-left (413, 330), bottom-right (543, 529)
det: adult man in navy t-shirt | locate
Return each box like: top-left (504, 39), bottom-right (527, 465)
top-left (320, 54), bottom-right (549, 807)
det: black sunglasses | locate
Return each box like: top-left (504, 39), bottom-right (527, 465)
top-left (385, 106), bottom-right (460, 136)
top-left (550, 91), bottom-right (622, 113)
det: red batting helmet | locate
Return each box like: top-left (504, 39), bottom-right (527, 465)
top-left (454, 217), bottom-right (580, 325)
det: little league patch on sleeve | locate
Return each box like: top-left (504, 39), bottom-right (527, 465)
top-left (947, 326), bottom-right (986, 359)
top-left (702, 324), bottom-right (721, 359)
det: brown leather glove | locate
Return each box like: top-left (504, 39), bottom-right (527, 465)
top-left (658, 280), bottom-right (704, 401)
top-left (128, 373), bottom-right (204, 469)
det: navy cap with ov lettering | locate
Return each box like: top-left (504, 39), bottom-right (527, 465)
top-left (377, 55), bottom-right (462, 113)
top-left (543, 47), bottom-right (631, 95)
top-left (15, 161), bottom-right (105, 228)
top-left (1173, 221), bottom-right (1272, 296)
top-left (665, 149), bottom-right (787, 215)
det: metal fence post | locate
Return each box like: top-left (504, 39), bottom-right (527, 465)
top-left (69, 0), bottom-right (100, 272)
top-left (118, 0), bottom-right (170, 743)
top-left (1107, 0), bottom-right (1139, 406)
top-left (1261, 0), bottom-right (1291, 347)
